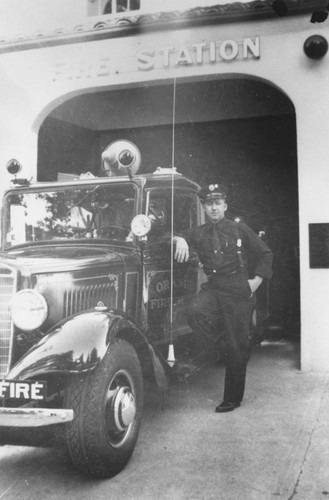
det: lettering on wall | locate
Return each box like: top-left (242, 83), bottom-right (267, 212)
top-left (52, 37), bottom-right (260, 81)
top-left (53, 57), bottom-right (112, 81)
top-left (137, 37), bottom-right (260, 71)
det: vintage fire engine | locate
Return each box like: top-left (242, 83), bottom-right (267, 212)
top-left (0, 140), bottom-right (207, 478)
top-left (0, 140), bottom-right (267, 478)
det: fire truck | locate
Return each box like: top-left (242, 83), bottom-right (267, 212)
top-left (0, 140), bottom-right (266, 478)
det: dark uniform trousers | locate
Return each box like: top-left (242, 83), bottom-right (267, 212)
top-left (186, 270), bottom-right (256, 404)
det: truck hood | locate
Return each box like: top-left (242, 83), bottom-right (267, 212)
top-left (0, 242), bottom-right (137, 275)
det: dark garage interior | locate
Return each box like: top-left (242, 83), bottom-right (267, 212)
top-left (37, 77), bottom-right (300, 338)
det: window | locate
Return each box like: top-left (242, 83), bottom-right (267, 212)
top-left (103, 0), bottom-right (141, 15)
top-left (104, 0), bottom-right (112, 14)
top-left (4, 184), bottom-right (136, 248)
top-left (147, 190), bottom-right (198, 239)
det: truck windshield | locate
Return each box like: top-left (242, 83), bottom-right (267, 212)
top-left (3, 183), bottom-right (136, 249)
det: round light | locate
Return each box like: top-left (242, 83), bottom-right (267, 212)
top-left (304, 35), bottom-right (328, 59)
top-left (131, 214), bottom-right (152, 237)
top-left (11, 289), bottom-right (48, 331)
top-left (102, 140), bottom-right (141, 177)
top-left (6, 159), bottom-right (22, 176)
top-left (119, 149), bottom-right (135, 167)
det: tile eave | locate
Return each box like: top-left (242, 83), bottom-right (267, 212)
top-left (0, 0), bottom-right (327, 54)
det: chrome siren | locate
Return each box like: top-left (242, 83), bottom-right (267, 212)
top-left (101, 140), bottom-right (141, 178)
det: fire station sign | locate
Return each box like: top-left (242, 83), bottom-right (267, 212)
top-left (137, 37), bottom-right (260, 70)
top-left (52, 37), bottom-right (260, 81)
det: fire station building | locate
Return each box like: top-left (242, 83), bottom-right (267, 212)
top-left (0, 0), bottom-right (328, 371)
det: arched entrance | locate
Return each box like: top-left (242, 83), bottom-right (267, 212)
top-left (37, 76), bottom-right (299, 339)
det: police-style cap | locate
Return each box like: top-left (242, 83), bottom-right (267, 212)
top-left (198, 183), bottom-right (227, 203)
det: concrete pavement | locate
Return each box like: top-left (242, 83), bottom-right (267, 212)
top-left (131, 338), bottom-right (329, 500)
top-left (1, 338), bottom-right (329, 499)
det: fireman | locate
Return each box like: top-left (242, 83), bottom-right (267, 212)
top-left (173, 184), bottom-right (273, 413)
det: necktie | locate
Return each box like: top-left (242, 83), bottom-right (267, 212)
top-left (212, 224), bottom-right (221, 254)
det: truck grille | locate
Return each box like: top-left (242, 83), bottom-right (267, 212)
top-left (0, 266), bottom-right (16, 379)
top-left (64, 281), bottom-right (118, 317)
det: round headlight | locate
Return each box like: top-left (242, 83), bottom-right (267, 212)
top-left (11, 289), bottom-right (48, 331)
top-left (131, 215), bottom-right (152, 237)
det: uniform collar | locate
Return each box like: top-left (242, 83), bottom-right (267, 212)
top-left (207, 217), bottom-right (226, 228)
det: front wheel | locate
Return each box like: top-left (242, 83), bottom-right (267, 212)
top-left (64, 338), bottom-right (143, 479)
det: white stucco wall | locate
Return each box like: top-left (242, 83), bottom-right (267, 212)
top-left (0, 12), bottom-right (328, 370)
top-left (0, 0), bottom-right (82, 37)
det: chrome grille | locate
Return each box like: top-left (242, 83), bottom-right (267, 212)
top-left (0, 266), bottom-right (15, 379)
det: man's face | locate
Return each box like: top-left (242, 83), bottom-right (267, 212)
top-left (203, 198), bottom-right (227, 223)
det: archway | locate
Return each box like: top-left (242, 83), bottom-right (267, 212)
top-left (37, 76), bottom-right (299, 338)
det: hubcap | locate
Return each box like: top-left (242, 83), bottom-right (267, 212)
top-left (113, 387), bottom-right (136, 431)
top-left (105, 370), bottom-right (137, 447)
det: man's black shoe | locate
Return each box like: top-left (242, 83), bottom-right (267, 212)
top-left (215, 401), bottom-right (240, 413)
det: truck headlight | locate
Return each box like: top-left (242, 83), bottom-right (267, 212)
top-left (131, 215), bottom-right (152, 237)
top-left (11, 290), bottom-right (48, 331)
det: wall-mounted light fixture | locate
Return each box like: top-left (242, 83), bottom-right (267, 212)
top-left (304, 35), bottom-right (328, 59)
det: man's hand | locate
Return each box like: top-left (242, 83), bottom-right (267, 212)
top-left (173, 236), bottom-right (189, 263)
top-left (248, 275), bottom-right (263, 294)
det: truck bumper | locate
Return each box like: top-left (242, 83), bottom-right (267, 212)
top-left (0, 408), bottom-right (74, 427)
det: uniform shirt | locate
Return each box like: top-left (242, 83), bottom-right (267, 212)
top-left (187, 218), bottom-right (273, 279)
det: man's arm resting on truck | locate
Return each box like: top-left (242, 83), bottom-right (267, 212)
top-left (173, 236), bottom-right (189, 263)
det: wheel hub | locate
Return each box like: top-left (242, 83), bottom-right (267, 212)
top-left (113, 386), bottom-right (136, 432)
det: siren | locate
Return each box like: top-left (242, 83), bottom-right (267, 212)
top-left (101, 140), bottom-right (141, 178)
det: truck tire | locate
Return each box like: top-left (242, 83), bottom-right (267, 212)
top-left (64, 338), bottom-right (143, 479)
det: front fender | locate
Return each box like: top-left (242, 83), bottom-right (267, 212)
top-left (7, 311), bottom-right (141, 381)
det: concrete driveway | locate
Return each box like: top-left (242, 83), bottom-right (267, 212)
top-left (0, 339), bottom-right (329, 500)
